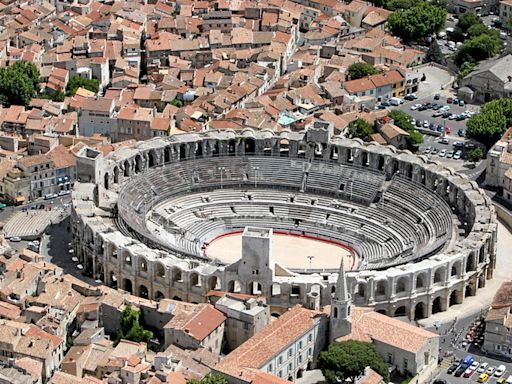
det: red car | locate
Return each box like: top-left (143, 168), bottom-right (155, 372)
top-left (447, 97), bottom-right (453, 103)
top-left (444, 125), bottom-right (451, 134)
top-left (464, 368), bottom-right (475, 378)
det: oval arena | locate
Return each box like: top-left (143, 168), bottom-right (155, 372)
top-left (72, 128), bottom-right (497, 320)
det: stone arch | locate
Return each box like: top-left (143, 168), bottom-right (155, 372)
top-left (189, 272), bottom-right (200, 287)
top-left (227, 140), bottom-right (236, 155)
top-left (123, 160), bottom-right (130, 177)
top-left (148, 151), bottom-right (156, 168)
top-left (331, 285), bottom-right (336, 295)
top-left (354, 282), bottom-right (366, 302)
top-left (179, 145), bottom-right (186, 160)
top-left (138, 257), bottom-right (148, 273)
top-left (376, 309), bottom-right (387, 315)
top-left (432, 296), bottom-right (442, 314)
top-left (466, 254), bottom-right (476, 272)
top-left (228, 280), bottom-right (241, 293)
top-left (196, 142), bottom-right (204, 157)
top-left (171, 268), bottom-right (182, 284)
top-left (155, 263), bottom-right (166, 279)
top-left (451, 261), bottom-right (462, 277)
top-left (104, 172), bottom-right (109, 190)
top-left (155, 291), bottom-right (165, 301)
top-left (395, 277), bottom-right (408, 294)
top-left (250, 281), bottom-right (262, 295)
top-left (394, 306), bottom-right (407, 317)
top-left (207, 275), bottom-right (221, 291)
top-left (280, 138), bottom-right (289, 156)
top-left (244, 138), bottom-right (256, 154)
top-left (414, 302), bottom-right (426, 320)
top-left (139, 285), bottom-right (149, 299)
top-left (164, 147), bottom-right (171, 162)
top-left (433, 267), bottom-right (445, 284)
top-left (415, 273), bottom-right (426, 290)
top-left (135, 155), bottom-right (143, 173)
top-left (113, 166), bottom-right (119, 184)
top-left (122, 278), bottom-right (133, 294)
top-left (375, 280), bottom-right (387, 297)
top-left (123, 251), bottom-right (132, 267)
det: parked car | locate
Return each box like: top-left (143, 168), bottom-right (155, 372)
top-left (423, 120), bottom-right (429, 128)
top-left (442, 112), bottom-right (452, 118)
top-left (44, 193), bottom-right (57, 200)
top-left (453, 98), bottom-right (459, 105)
top-left (433, 111), bottom-right (443, 117)
top-left (498, 378), bottom-right (507, 384)
top-left (448, 362), bottom-right (460, 374)
top-left (456, 114), bottom-right (466, 121)
top-left (495, 365), bottom-right (507, 377)
top-left (478, 373), bottom-right (490, 383)
top-left (416, 119), bottom-right (422, 127)
top-left (448, 113), bottom-right (457, 120)
top-left (455, 365), bottom-right (467, 377)
top-left (458, 129), bottom-right (466, 137)
top-left (505, 374), bottom-right (512, 384)
top-left (478, 363), bottom-right (489, 373)
top-left (432, 148), bottom-right (439, 155)
top-left (411, 103), bottom-right (421, 110)
top-left (465, 142), bottom-right (475, 149)
top-left (486, 366), bottom-right (496, 375)
top-left (58, 190), bottom-right (71, 196)
top-left (464, 368), bottom-right (476, 378)
top-left (445, 125), bottom-right (451, 134)
top-left (439, 149), bottom-right (447, 157)
top-left (424, 146), bottom-right (433, 154)
top-left (440, 138), bottom-right (449, 144)
top-left (447, 97), bottom-right (453, 103)
top-left (434, 93), bottom-right (441, 100)
top-left (459, 100), bottom-right (465, 106)
top-left (404, 94), bottom-right (418, 101)
top-left (470, 361), bottom-right (480, 371)
top-left (9, 236), bottom-right (21, 242)
top-left (453, 141), bottom-right (464, 148)
top-left (447, 150), bottom-right (454, 158)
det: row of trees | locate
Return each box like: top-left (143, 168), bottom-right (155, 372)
top-left (0, 61), bottom-right (40, 107)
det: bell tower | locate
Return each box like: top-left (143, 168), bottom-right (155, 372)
top-left (330, 261), bottom-right (352, 342)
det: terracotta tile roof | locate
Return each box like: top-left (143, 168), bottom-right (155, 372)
top-left (166, 304), bottom-right (226, 341)
top-left (214, 305), bottom-right (326, 382)
top-left (252, 372), bottom-right (293, 384)
top-left (491, 281), bottom-right (512, 308)
top-left (381, 123), bottom-right (409, 139)
top-left (336, 307), bottom-right (437, 353)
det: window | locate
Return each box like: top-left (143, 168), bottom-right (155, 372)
top-left (288, 363), bottom-right (292, 372)
top-left (278, 356), bottom-right (283, 365)
top-left (268, 363), bottom-right (273, 372)
top-left (243, 322), bottom-right (249, 330)
top-left (288, 349), bottom-right (293, 357)
top-left (298, 341), bottom-right (302, 349)
top-left (308, 333), bottom-right (312, 342)
top-left (403, 358), bottom-right (408, 371)
top-left (308, 348), bottom-right (312, 356)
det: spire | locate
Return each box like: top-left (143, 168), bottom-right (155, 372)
top-left (335, 259), bottom-right (350, 302)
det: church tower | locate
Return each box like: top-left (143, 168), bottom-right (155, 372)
top-left (330, 261), bottom-right (352, 342)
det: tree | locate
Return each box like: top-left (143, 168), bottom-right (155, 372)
top-left (456, 61), bottom-right (476, 83)
top-left (466, 98), bottom-right (512, 148)
top-left (347, 62), bottom-right (379, 80)
top-left (171, 99), bottom-right (184, 107)
top-left (188, 374), bottom-right (228, 384)
top-left (0, 61), bottom-right (40, 107)
top-left (425, 40), bottom-right (446, 65)
top-left (117, 305), bottom-right (153, 344)
top-left (66, 75), bottom-right (99, 96)
top-left (387, 2), bottom-right (446, 43)
top-left (456, 12), bottom-right (481, 33)
top-left (468, 148), bottom-right (484, 162)
top-left (348, 118), bottom-right (374, 142)
top-left (318, 341), bottom-right (389, 383)
top-left (454, 34), bottom-right (502, 66)
top-left (467, 23), bottom-right (491, 38)
top-left (388, 110), bottom-right (423, 147)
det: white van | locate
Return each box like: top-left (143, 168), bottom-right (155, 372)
top-left (389, 97), bottom-right (402, 106)
top-left (505, 374), bottom-right (512, 384)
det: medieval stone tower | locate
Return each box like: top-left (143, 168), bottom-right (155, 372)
top-left (330, 261), bottom-right (352, 342)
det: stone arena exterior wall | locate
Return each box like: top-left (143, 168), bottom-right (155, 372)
top-left (71, 128), bottom-right (498, 320)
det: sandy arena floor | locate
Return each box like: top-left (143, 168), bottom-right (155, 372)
top-left (205, 232), bottom-right (357, 270)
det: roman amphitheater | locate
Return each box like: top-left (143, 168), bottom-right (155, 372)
top-left (71, 126), bottom-right (497, 320)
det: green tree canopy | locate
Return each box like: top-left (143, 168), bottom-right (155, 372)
top-left (0, 61), bottom-right (40, 107)
top-left (348, 118), bottom-right (374, 142)
top-left (454, 33), bottom-right (502, 66)
top-left (387, 2), bottom-right (446, 43)
top-left (468, 147), bottom-right (484, 162)
top-left (347, 62), bottom-right (379, 80)
top-left (457, 61), bottom-right (476, 82)
top-left (170, 99), bottom-right (184, 107)
top-left (456, 12), bottom-right (481, 33)
top-left (117, 305), bottom-right (153, 344)
top-left (318, 341), bottom-right (389, 383)
top-left (188, 374), bottom-right (228, 384)
top-left (425, 39), bottom-right (446, 65)
top-left (66, 75), bottom-right (99, 96)
top-left (388, 110), bottom-right (423, 147)
top-left (466, 98), bottom-right (512, 148)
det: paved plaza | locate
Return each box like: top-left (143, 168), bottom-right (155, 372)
top-left (3, 208), bottom-right (67, 239)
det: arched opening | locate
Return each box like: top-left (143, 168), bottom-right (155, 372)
top-left (375, 281), bottom-right (387, 297)
top-left (148, 151), bottom-right (156, 168)
top-left (189, 273), bottom-right (200, 287)
top-left (227, 140), bottom-right (236, 155)
top-left (280, 138), bottom-right (289, 156)
top-left (378, 156), bottom-right (385, 171)
top-left (465, 284), bottom-right (474, 297)
top-left (297, 369), bottom-right (304, 379)
top-left (271, 283), bottom-right (281, 296)
top-left (227, 280), bottom-right (241, 293)
top-left (415, 274), bottom-right (426, 290)
top-left (376, 309), bottom-right (387, 315)
top-left (139, 285), bottom-right (149, 299)
top-left (394, 306), bottom-right (407, 317)
top-left (330, 146), bottom-right (339, 160)
top-left (449, 290), bottom-right (459, 306)
top-left (113, 167), bottom-right (119, 184)
top-left (196, 142), bottom-right (203, 157)
top-left (405, 163), bottom-right (412, 179)
top-left (250, 281), bottom-right (262, 295)
top-left (354, 283), bottom-right (366, 302)
top-left (451, 262), bottom-right (461, 277)
top-left (155, 263), bottom-right (166, 279)
top-left (164, 147), bottom-right (171, 163)
top-left (122, 279), bottom-right (133, 294)
top-left (172, 296), bottom-right (182, 301)
top-left (466, 256), bottom-right (476, 272)
top-left (432, 296), bottom-right (442, 314)
top-left (139, 258), bottom-right (148, 273)
top-left (333, 306), bottom-right (339, 319)
top-left (414, 302), bottom-right (426, 320)
top-left (245, 138), bottom-right (255, 154)
top-left (208, 276), bottom-right (221, 291)
top-left (361, 151), bottom-right (369, 167)
top-left (104, 172), bottom-right (109, 190)
top-left (109, 271), bottom-right (117, 288)
top-left (171, 268), bottom-right (182, 284)
top-left (155, 291), bottom-right (165, 301)
top-left (179, 145), bottom-right (186, 160)
top-left (123, 252), bottom-right (132, 267)
top-left (135, 155), bottom-right (143, 173)
top-left (433, 268), bottom-right (444, 284)
top-left (331, 285), bottom-right (336, 295)
top-left (395, 277), bottom-right (407, 294)
top-left (212, 141), bottom-right (219, 155)
top-left (124, 160), bottom-right (130, 177)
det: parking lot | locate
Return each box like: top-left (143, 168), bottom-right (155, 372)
top-left (438, 353), bottom-right (512, 384)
